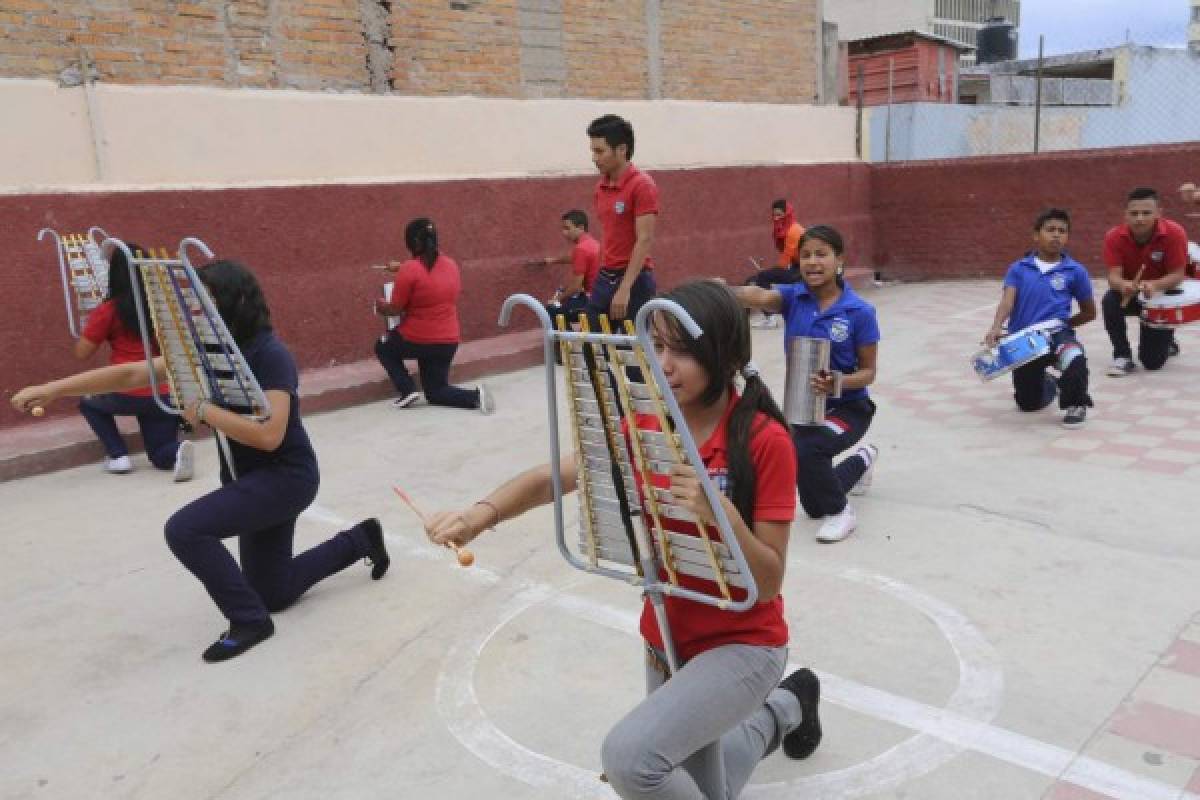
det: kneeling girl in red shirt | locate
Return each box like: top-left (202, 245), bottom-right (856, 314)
top-left (423, 280), bottom-right (822, 798)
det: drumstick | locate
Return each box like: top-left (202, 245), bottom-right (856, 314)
top-left (1121, 264), bottom-right (1146, 308)
top-left (748, 257), bottom-right (764, 271)
top-left (392, 485), bottom-right (474, 567)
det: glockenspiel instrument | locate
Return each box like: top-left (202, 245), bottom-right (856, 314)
top-left (104, 237), bottom-right (271, 478)
top-left (498, 294), bottom-right (760, 674)
top-left (39, 226), bottom-right (112, 338)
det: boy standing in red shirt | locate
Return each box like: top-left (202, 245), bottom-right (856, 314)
top-left (1102, 188), bottom-right (1189, 376)
top-left (586, 114), bottom-right (659, 324)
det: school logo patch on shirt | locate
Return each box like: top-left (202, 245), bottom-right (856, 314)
top-left (615, 201), bottom-right (626, 215)
top-left (829, 318), bottom-right (851, 343)
top-left (709, 467), bottom-right (731, 499)
top-left (1050, 274), bottom-right (1067, 291)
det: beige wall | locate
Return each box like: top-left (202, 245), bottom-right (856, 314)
top-left (0, 79), bottom-right (859, 191)
top-left (823, 0), bottom-right (934, 41)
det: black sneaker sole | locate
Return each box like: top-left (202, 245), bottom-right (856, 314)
top-left (781, 668), bottom-right (823, 760)
top-left (363, 518), bottom-right (390, 580)
top-left (202, 619), bottom-right (275, 663)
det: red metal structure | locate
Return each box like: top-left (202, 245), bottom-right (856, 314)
top-left (844, 31), bottom-right (972, 106)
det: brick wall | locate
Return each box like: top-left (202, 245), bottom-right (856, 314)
top-left (660, 0), bottom-right (819, 103)
top-left (0, 0), bottom-right (820, 103)
top-left (871, 142), bottom-right (1200, 280)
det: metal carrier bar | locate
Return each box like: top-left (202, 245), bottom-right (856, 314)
top-left (102, 236), bottom-right (272, 480)
top-left (39, 226), bottom-right (111, 338)
top-left (498, 294), bottom-right (761, 676)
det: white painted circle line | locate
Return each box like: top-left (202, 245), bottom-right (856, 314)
top-left (304, 503), bottom-right (1197, 800)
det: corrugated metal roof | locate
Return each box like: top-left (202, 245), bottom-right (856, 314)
top-left (843, 29), bottom-right (976, 52)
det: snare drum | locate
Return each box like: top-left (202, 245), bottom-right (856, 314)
top-left (1141, 279), bottom-right (1200, 328)
top-left (971, 322), bottom-right (1058, 381)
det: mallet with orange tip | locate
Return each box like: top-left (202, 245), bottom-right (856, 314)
top-left (392, 486), bottom-right (474, 567)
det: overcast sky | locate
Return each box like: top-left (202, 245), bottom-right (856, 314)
top-left (1017, 0), bottom-right (1190, 56)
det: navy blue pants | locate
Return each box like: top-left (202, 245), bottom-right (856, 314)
top-left (586, 268), bottom-right (657, 326)
top-left (79, 393), bottom-right (181, 468)
top-left (745, 266), bottom-right (802, 290)
top-left (374, 332), bottom-right (480, 409)
top-left (546, 291), bottom-right (589, 327)
top-left (791, 398), bottom-right (875, 518)
top-left (164, 467), bottom-right (368, 625)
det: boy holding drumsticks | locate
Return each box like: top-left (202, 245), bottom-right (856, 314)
top-left (984, 209), bottom-right (1096, 428)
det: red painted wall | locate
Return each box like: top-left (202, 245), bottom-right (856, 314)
top-left (871, 142), bottom-right (1200, 281)
top-left (0, 162), bottom-right (872, 430)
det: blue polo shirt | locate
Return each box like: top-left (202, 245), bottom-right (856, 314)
top-left (1003, 252), bottom-right (1093, 333)
top-left (778, 283), bottom-right (881, 405)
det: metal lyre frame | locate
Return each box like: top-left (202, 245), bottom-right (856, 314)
top-left (499, 294), bottom-right (760, 792)
top-left (498, 294), bottom-right (760, 672)
top-left (39, 226), bottom-right (112, 338)
top-left (104, 236), bottom-right (271, 480)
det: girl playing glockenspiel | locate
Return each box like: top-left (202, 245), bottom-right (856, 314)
top-left (73, 243), bottom-right (192, 480)
top-left (13, 260), bottom-right (390, 663)
top-left (735, 225), bottom-right (881, 544)
top-left (423, 281), bottom-right (823, 799)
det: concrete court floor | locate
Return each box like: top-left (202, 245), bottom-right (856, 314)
top-left (3, 280), bottom-right (1200, 800)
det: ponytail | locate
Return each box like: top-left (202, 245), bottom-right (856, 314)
top-left (107, 243), bottom-right (154, 340)
top-left (725, 369), bottom-right (787, 528)
top-left (404, 217), bottom-right (440, 270)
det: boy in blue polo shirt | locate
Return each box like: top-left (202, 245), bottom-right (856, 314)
top-left (984, 208), bottom-right (1096, 427)
top-left (735, 225), bottom-right (881, 543)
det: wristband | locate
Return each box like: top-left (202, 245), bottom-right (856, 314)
top-left (474, 499), bottom-right (500, 529)
top-left (195, 399), bottom-right (208, 424)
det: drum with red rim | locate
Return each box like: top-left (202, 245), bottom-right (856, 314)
top-left (1141, 278), bottom-right (1200, 328)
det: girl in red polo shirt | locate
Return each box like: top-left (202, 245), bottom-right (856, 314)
top-left (75, 244), bottom-right (193, 480)
top-left (424, 281), bottom-right (822, 798)
top-left (374, 218), bottom-right (494, 413)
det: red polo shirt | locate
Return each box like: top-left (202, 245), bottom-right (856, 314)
top-left (1103, 219), bottom-right (1189, 281)
top-left (594, 163), bottom-right (659, 270)
top-left (571, 232), bottom-right (601, 293)
top-left (624, 394), bottom-right (796, 663)
top-left (391, 255), bottom-right (462, 344)
top-left (81, 299), bottom-right (164, 398)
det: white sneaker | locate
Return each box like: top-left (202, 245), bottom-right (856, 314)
top-left (392, 391), bottom-right (420, 409)
top-left (816, 506), bottom-right (857, 543)
top-left (104, 455), bottom-right (133, 474)
top-left (477, 382), bottom-right (495, 415)
top-left (849, 444), bottom-right (878, 496)
top-left (173, 440), bottom-right (195, 482)
top-left (1106, 357), bottom-right (1136, 377)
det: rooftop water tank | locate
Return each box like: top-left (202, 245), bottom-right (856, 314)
top-left (977, 17), bottom-right (1018, 65)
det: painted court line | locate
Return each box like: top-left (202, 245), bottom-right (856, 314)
top-left (303, 503), bottom-right (1199, 800)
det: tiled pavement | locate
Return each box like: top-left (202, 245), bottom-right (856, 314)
top-left (885, 280), bottom-right (1200, 480)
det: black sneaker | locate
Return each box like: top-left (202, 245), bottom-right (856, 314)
top-left (361, 518), bottom-right (390, 580)
top-left (780, 668), bottom-right (822, 760)
top-left (1169, 339), bottom-right (1181, 358)
top-left (1062, 406), bottom-right (1087, 428)
top-left (202, 618), bottom-right (275, 663)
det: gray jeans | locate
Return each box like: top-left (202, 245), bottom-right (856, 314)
top-left (601, 643), bottom-right (799, 799)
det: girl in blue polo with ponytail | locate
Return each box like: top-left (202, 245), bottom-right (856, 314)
top-left (736, 225), bottom-right (881, 544)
